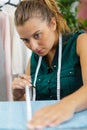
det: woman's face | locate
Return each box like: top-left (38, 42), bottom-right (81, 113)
top-left (16, 17), bottom-right (58, 56)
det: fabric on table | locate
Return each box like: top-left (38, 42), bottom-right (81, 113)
top-left (0, 101), bottom-right (87, 130)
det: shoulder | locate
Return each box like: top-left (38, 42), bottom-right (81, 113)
top-left (77, 32), bottom-right (87, 42)
top-left (62, 30), bottom-right (87, 56)
top-left (62, 30), bottom-right (85, 44)
top-left (76, 32), bottom-right (87, 56)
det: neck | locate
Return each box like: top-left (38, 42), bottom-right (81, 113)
top-left (46, 33), bottom-right (59, 66)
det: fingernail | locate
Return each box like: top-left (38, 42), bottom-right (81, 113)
top-left (36, 125), bottom-right (43, 130)
top-left (48, 124), bottom-right (56, 127)
top-left (27, 124), bottom-right (34, 130)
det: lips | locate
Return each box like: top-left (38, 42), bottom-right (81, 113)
top-left (37, 50), bottom-right (43, 54)
top-left (36, 49), bottom-right (44, 54)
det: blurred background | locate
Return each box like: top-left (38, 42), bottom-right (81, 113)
top-left (58, 0), bottom-right (87, 32)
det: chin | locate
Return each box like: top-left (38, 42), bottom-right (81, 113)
top-left (37, 53), bottom-right (47, 56)
top-left (39, 54), bottom-right (45, 56)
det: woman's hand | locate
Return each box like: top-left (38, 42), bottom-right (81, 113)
top-left (12, 74), bottom-right (32, 100)
top-left (12, 74), bottom-right (32, 90)
top-left (27, 98), bottom-right (76, 130)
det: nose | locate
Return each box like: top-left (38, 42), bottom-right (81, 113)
top-left (29, 39), bottom-right (38, 51)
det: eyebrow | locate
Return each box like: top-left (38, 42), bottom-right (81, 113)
top-left (20, 38), bottom-right (28, 41)
top-left (32, 30), bottom-right (41, 36)
top-left (20, 30), bottom-right (41, 40)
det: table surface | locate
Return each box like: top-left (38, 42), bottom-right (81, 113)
top-left (0, 100), bottom-right (87, 130)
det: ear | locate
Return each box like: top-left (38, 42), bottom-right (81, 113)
top-left (49, 17), bottom-right (57, 31)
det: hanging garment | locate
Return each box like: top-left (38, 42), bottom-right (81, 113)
top-left (1, 4), bottom-right (31, 76)
top-left (0, 11), bottom-right (13, 101)
top-left (0, 27), bottom-right (7, 100)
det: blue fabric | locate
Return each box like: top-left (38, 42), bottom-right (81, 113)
top-left (0, 101), bottom-right (87, 130)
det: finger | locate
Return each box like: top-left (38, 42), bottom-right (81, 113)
top-left (12, 77), bottom-right (32, 89)
top-left (20, 74), bottom-right (32, 82)
top-left (28, 111), bottom-right (53, 129)
top-left (12, 82), bottom-right (32, 89)
top-left (20, 79), bottom-right (32, 87)
top-left (28, 105), bottom-right (64, 129)
top-left (33, 105), bottom-right (52, 117)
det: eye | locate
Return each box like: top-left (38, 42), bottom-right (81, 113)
top-left (33, 33), bottom-right (41, 40)
top-left (22, 38), bottom-right (30, 44)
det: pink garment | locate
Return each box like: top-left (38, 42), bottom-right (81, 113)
top-left (0, 12), bottom-right (13, 101)
top-left (80, 0), bottom-right (87, 3)
top-left (1, 4), bottom-right (31, 75)
top-left (78, 0), bottom-right (87, 20)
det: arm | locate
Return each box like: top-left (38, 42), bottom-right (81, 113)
top-left (74, 32), bottom-right (87, 111)
top-left (27, 33), bottom-right (87, 129)
top-left (63, 33), bottom-right (87, 112)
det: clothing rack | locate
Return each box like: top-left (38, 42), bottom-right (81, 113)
top-left (5, 0), bottom-right (20, 7)
top-left (0, 0), bottom-right (21, 8)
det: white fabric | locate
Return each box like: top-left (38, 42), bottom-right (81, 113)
top-left (0, 11), bottom-right (13, 101)
top-left (0, 0), bottom-right (8, 6)
top-left (1, 4), bottom-right (32, 75)
top-left (0, 27), bottom-right (7, 101)
top-left (0, 0), bottom-right (20, 6)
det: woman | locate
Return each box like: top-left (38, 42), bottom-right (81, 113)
top-left (12, 0), bottom-right (87, 129)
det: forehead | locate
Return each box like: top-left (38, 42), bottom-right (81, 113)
top-left (16, 18), bottom-right (48, 37)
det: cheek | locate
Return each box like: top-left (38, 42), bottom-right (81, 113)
top-left (45, 35), bottom-right (54, 46)
top-left (41, 36), bottom-right (53, 48)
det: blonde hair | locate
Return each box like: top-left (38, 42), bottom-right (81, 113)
top-left (15, 0), bottom-right (70, 34)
